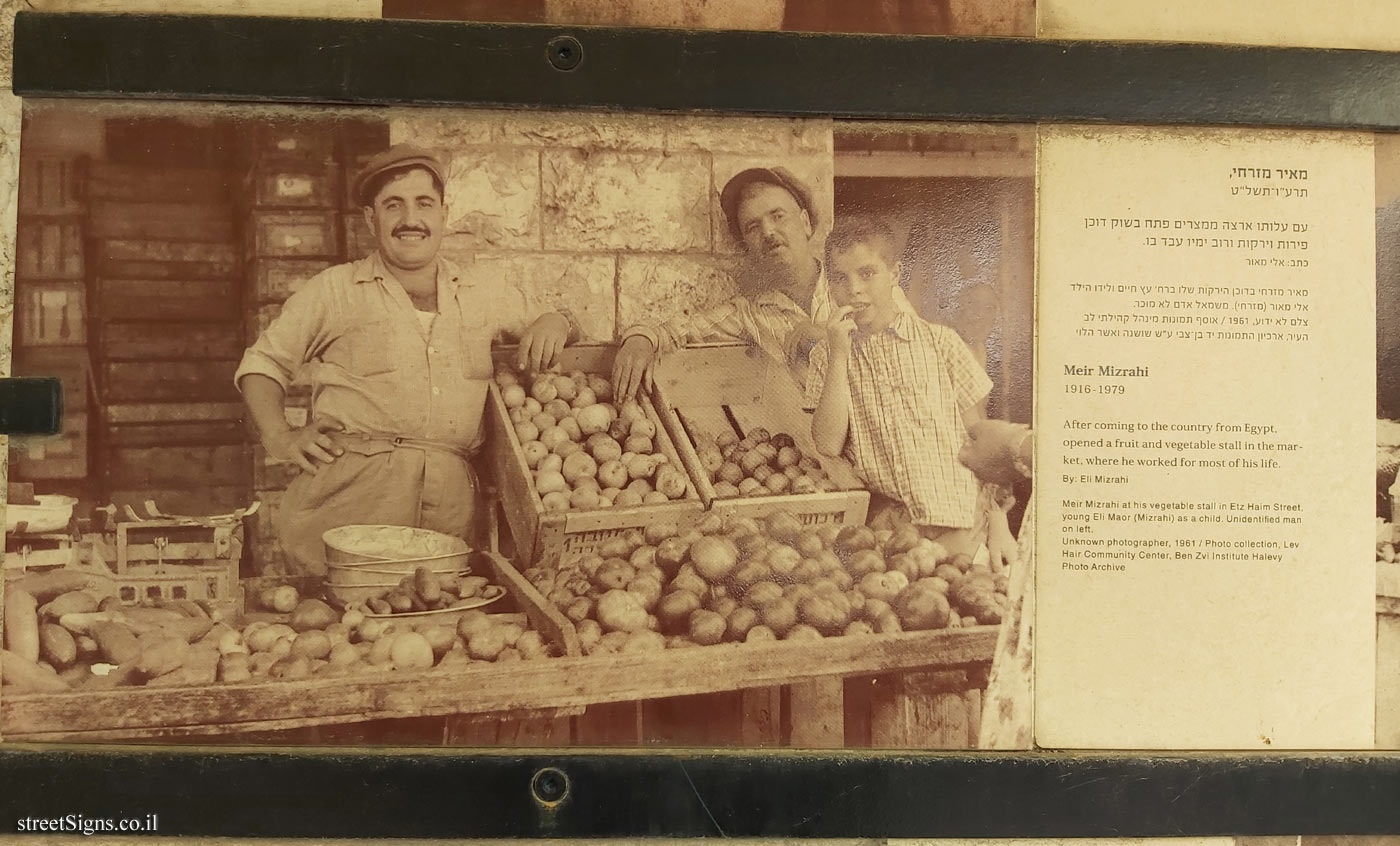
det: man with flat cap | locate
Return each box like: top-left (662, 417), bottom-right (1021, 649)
top-left (237, 144), bottom-right (582, 574)
top-left (611, 166), bottom-right (913, 400)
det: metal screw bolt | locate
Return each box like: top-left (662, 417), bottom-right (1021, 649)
top-left (547, 35), bottom-right (583, 71)
top-left (531, 766), bottom-right (569, 803)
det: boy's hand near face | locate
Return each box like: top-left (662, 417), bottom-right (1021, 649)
top-left (826, 305), bottom-right (858, 356)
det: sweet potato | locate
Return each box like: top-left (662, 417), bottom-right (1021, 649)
top-left (148, 644), bottom-right (218, 687)
top-left (156, 598), bottom-right (208, 619)
top-left (1, 648), bottom-right (69, 692)
top-left (12, 570), bottom-right (100, 604)
top-left (39, 623), bottom-right (78, 669)
top-left (4, 588), bottom-right (40, 662)
top-left (92, 621), bottom-right (142, 666)
top-left (39, 590), bottom-right (100, 619)
top-left (136, 636), bottom-right (191, 679)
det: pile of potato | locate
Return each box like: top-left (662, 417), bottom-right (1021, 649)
top-left (0, 571), bottom-right (559, 693)
top-left (692, 428), bottom-right (841, 499)
top-left (526, 510), bottom-right (1008, 655)
top-left (352, 568), bottom-right (504, 617)
top-left (496, 367), bottom-right (691, 511)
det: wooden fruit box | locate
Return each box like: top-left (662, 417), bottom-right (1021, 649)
top-left (486, 344), bottom-right (704, 567)
top-left (248, 210), bottom-right (339, 259)
top-left (653, 343), bottom-right (869, 528)
top-left (0, 618), bottom-right (993, 742)
top-left (1, 551), bottom-right (581, 741)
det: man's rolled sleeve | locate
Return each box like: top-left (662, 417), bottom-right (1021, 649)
top-left (622, 299), bottom-right (752, 356)
top-left (802, 341), bottom-right (829, 412)
top-left (234, 285), bottom-right (328, 393)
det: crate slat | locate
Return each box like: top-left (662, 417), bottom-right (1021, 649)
top-left (106, 444), bottom-right (250, 488)
top-left (88, 164), bottom-right (232, 203)
top-left (96, 278), bottom-right (239, 322)
top-left (250, 258), bottom-right (332, 303)
top-left (89, 201), bottom-right (234, 242)
top-left (101, 323), bottom-right (244, 361)
top-left (101, 361), bottom-right (241, 403)
top-left (249, 210), bottom-right (339, 258)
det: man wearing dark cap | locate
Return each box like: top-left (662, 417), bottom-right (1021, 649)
top-left (236, 144), bottom-right (581, 574)
top-left (611, 166), bottom-right (913, 399)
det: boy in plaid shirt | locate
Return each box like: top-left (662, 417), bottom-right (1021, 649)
top-left (809, 219), bottom-right (992, 556)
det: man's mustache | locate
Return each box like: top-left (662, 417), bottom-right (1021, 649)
top-left (392, 225), bottom-right (431, 237)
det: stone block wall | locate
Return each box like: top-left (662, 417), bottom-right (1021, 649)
top-left (390, 109), bottom-right (834, 343)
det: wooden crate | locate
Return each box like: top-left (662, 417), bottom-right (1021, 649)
top-left (17, 221), bottom-right (83, 279)
top-left (341, 211), bottom-right (374, 260)
top-left (106, 444), bottom-right (250, 490)
top-left (96, 257), bottom-right (239, 281)
top-left (248, 123), bottom-right (337, 163)
top-left (105, 401), bottom-right (245, 427)
top-left (101, 322), bottom-right (244, 361)
top-left (11, 346), bottom-right (90, 411)
top-left (249, 210), bottom-right (339, 258)
top-left (251, 258), bottom-right (332, 303)
top-left (103, 404), bottom-right (249, 452)
top-left (96, 278), bottom-right (239, 322)
top-left (9, 413), bottom-right (88, 480)
top-left (89, 201), bottom-right (234, 242)
top-left (486, 345), bottom-right (704, 567)
top-left (87, 163), bottom-right (232, 204)
top-left (653, 344), bottom-right (869, 528)
top-left (19, 155), bottom-right (84, 216)
top-left (98, 239), bottom-right (239, 267)
top-left (247, 162), bottom-right (340, 208)
top-left (14, 281), bottom-right (86, 346)
top-left (104, 422), bottom-right (248, 448)
top-left (101, 360), bottom-right (241, 403)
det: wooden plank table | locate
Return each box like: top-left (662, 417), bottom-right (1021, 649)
top-left (2, 626), bottom-right (997, 745)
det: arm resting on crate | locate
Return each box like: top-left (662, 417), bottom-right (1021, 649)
top-left (809, 342), bottom-right (851, 459)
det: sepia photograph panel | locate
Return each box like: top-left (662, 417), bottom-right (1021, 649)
top-left (380, 0), bottom-right (1035, 37)
top-left (3, 102), bottom-right (1034, 750)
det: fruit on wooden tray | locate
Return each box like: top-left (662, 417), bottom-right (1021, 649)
top-left (692, 428), bottom-right (841, 499)
top-left (359, 568), bottom-right (505, 617)
top-left (496, 366), bottom-right (692, 510)
top-left (0, 567), bottom-right (560, 692)
top-left (530, 510), bottom-right (1009, 653)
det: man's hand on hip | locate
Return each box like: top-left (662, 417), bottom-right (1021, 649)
top-left (267, 416), bottom-right (345, 475)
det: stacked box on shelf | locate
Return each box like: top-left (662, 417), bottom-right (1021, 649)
top-left (486, 345), bottom-right (705, 567)
top-left (87, 162), bottom-right (251, 514)
top-left (239, 121), bottom-right (348, 576)
top-left (10, 155), bottom-right (89, 485)
top-left (338, 119), bottom-right (391, 261)
top-left (653, 344), bottom-right (870, 527)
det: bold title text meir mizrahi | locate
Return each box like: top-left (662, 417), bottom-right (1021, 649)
top-left (1064, 364), bottom-right (1150, 377)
